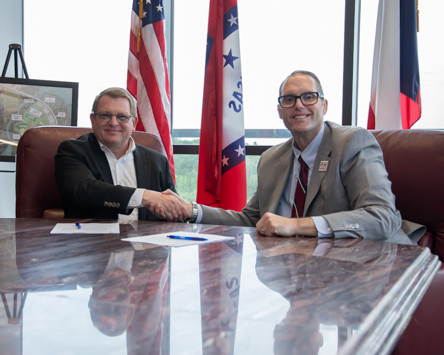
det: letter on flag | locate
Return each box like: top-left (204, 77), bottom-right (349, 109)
top-left (368, 0), bottom-right (421, 130)
top-left (127, 0), bottom-right (175, 182)
top-left (197, 0), bottom-right (247, 211)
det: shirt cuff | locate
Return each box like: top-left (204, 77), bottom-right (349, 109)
top-left (195, 203), bottom-right (203, 224)
top-left (127, 188), bottom-right (144, 208)
top-left (311, 216), bottom-right (334, 238)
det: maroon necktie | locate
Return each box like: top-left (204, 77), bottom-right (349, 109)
top-left (292, 156), bottom-right (308, 218)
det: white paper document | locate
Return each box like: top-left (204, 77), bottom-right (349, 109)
top-left (50, 223), bottom-right (120, 234)
top-left (121, 231), bottom-right (234, 247)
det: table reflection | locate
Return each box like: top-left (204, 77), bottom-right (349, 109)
top-left (0, 218), bottom-right (438, 355)
top-left (254, 237), bottom-right (397, 355)
top-left (197, 225), bottom-right (244, 355)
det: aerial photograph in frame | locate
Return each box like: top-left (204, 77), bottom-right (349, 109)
top-left (0, 77), bottom-right (78, 162)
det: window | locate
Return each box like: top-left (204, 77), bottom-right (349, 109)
top-left (173, 0), bottom-right (346, 139)
top-left (24, 0), bottom-right (133, 127)
top-left (173, 0), bottom-right (345, 200)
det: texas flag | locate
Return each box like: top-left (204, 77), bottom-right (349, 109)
top-left (368, 0), bottom-right (421, 130)
top-left (196, 0), bottom-right (247, 211)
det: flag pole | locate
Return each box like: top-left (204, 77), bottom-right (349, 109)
top-left (416, 0), bottom-right (419, 32)
top-left (137, 0), bottom-right (144, 52)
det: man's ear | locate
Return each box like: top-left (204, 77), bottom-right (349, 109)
top-left (277, 105), bottom-right (283, 119)
top-left (90, 113), bottom-right (95, 125)
top-left (322, 99), bottom-right (328, 115)
top-left (132, 115), bottom-right (139, 131)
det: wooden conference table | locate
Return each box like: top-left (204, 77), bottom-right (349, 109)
top-left (0, 218), bottom-right (440, 355)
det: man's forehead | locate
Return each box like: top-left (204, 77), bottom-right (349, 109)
top-left (97, 95), bottom-right (131, 110)
top-left (283, 74), bottom-right (317, 91)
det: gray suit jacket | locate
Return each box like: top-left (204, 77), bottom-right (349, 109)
top-left (202, 121), bottom-right (421, 244)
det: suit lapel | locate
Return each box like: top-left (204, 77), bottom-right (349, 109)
top-left (304, 124), bottom-right (332, 215)
top-left (268, 140), bottom-right (294, 213)
top-left (89, 134), bottom-right (114, 183)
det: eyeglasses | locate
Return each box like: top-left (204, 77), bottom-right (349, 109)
top-left (278, 92), bottom-right (324, 108)
top-left (94, 113), bottom-right (134, 123)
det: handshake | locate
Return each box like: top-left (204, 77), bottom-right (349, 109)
top-left (142, 189), bottom-right (192, 222)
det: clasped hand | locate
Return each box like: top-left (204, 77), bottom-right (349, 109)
top-left (145, 189), bottom-right (192, 222)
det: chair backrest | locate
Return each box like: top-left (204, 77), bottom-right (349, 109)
top-left (16, 126), bottom-right (166, 218)
top-left (371, 129), bottom-right (444, 259)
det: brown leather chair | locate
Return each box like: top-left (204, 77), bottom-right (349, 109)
top-left (371, 130), bottom-right (444, 258)
top-left (16, 126), bottom-right (165, 218)
top-left (369, 130), bottom-right (444, 355)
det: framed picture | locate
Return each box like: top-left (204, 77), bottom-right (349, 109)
top-left (0, 77), bottom-right (78, 162)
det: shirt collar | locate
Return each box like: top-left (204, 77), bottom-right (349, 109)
top-left (98, 136), bottom-right (136, 159)
top-left (292, 123), bottom-right (325, 169)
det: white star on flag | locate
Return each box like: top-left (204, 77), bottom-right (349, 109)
top-left (234, 234), bottom-right (243, 246)
top-left (234, 145), bottom-right (245, 157)
top-left (156, 4), bottom-right (163, 12)
top-left (222, 155), bottom-right (230, 166)
top-left (227, 14), bottom-right (238, 26)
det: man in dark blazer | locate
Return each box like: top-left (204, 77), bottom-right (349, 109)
top-left (161, 71), bottom-right (423, 244)
top-left (55, 87), bottom-right (185, 221)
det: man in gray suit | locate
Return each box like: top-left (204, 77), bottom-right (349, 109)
top-left (162, 71), bottom-right (422, 244)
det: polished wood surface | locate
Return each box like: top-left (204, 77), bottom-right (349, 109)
top-left (0, 218), bottom-right (440, 355)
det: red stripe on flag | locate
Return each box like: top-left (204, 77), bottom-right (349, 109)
top-left (127, 71), bottom-right (138, 98)
top-left (367, 104), bottom-right (376, 130)
top-left (138, 38), bottom-right (175, 178)
top-left (129, 31), bottom-right (139, 59)
top-left (135, 107), bottom-right (145, 132)
top-left (400, 90), bottom-right (421, 129)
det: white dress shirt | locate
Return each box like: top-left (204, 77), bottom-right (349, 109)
top-left (98, 137), bottom-right (144, 222)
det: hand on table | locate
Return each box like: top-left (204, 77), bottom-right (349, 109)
top-left (256, 212), bottom-right (318, 237)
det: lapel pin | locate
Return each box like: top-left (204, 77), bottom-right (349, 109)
top-left (319, 161), bottom-right (329, 172)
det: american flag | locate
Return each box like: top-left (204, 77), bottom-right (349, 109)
top-left (196, 0), bottom-right (247, 211)
top-left (127, 0), bottom-right (175, 182)
top-left (368, 0), bottom-right (421, 130)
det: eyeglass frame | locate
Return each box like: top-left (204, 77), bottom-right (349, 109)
top-left (277, 92), bottom-right (324, 108)
top-left (93, 112), bottom-right (135, 123)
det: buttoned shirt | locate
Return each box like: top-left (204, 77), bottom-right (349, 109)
top-left (98, 137), bottom-right (144, 222)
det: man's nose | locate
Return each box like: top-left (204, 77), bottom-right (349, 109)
top-left (108, 115), bottom-right (119, 125)
top-left (294, 97), bottom-right (305, 109)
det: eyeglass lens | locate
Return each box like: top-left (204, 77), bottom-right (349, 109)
top-left (279, 93), bottom-right (319, 107)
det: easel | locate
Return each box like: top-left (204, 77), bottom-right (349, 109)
top-left (1, 43), bottom-right (29, 79)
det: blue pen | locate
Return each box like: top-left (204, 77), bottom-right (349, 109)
top-left (75, 222), bottom-right (81, 229)
top-left (167, 235), bottom-right (208, 241)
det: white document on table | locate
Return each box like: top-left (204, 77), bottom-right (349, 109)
top-left (121, 231), bottom-right (234, 247)
top-left (50, 223), bottom-right (120, 234)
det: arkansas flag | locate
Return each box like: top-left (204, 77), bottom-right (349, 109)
top-left (127, 0), bottom-right (175, 182)
top-left (196, 0), bottom-right (247, 211)
top-left (368, 0), bottom-right (421, 130)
